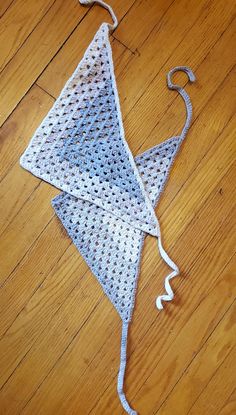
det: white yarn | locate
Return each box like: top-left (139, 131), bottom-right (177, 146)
top-left (156, 234), bottom-right (180, 310)
top-left (155, 66), bottom-right (196, 310)
top-left (167, 66), bottom-right (196, 141)
top-left (117, 322), bottom-right (137, 415)
top-left (79, 0), bottom-right (92, 4)
top-left (79, 0), bottom-right (118, 30)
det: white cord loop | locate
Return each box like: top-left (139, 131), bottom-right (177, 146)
top-left (79, 0), bottom-right (118, 31)
top-left (167, 66), bottom-right (196, 90)
top-left (167, 66), bottom-right (196, 141)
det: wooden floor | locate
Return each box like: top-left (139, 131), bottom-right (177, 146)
top-left (0, 0), bottom-right (236, 414)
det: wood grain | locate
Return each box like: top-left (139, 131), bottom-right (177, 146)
top-left (0, 0), bottom-right (235, 414)
top-left (0, 0), bottom-right (14, 18)
top-left (0, 0), bottom-right (55, 71)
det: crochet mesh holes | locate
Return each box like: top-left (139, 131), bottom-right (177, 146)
top-left (58, 80), bottom-right (116, 160)
top-left (35, 62), bottom-right (108, 159)
top-left (22, 22), bottom-right (158, 232)
top-left (135, 137), bottom-right (181, 204)
top-left (58, 75), bottom-right (143, 200)
top-left (22, 25), bottom-right (107, 166)
top-left (25, 25), bottom-right (110, 165)
top-left (51, 134), bottom-right (183, 320)
top-left (53, 194), bottom-right (142, 321)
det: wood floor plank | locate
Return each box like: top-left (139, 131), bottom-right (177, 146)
top-left (0, 87), bottom-right (54, 236)
top-left (0, 0), bottom-right (87, 126)
top-left (0, 0), bottom-right (54, 71)
top-left (188, 346), bottom-right (236, 415)
top-left (114, 0), bottom-right (174, 51)
top-left (217, 388), bottom-right (236, 415)
top-left (0, 181), bottom-right (59, 285)
top-left (116, 0), bottom-right (235, 117)
top-left (0, 85), bottom-right (53, 182)
top-left (134, 267), bottom-right (236, 415)
top-left (0, 244), bottom-right (90, 392)
top-left (0, 164), bottom-right (41, 237)
top-left (124, 3), bottom-right (235, 153)
top-left (155, 302), bottom-right (236, 414)
top-left (0, 0), bottom-right (14, 17)
top-left (0, 217), bottom-right (73, 337)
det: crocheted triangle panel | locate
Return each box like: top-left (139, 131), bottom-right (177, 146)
top-left (52, 137), bottom-right (181, 322)
top-left (20, 23), bottom-right (158, 237)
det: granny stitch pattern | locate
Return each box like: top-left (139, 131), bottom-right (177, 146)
top-left (20, 1), bottom-right (196, 414)
top-left (20, 22), bottom-right (158, 237)
top-left (52, 137), bottom-right (181, 323)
